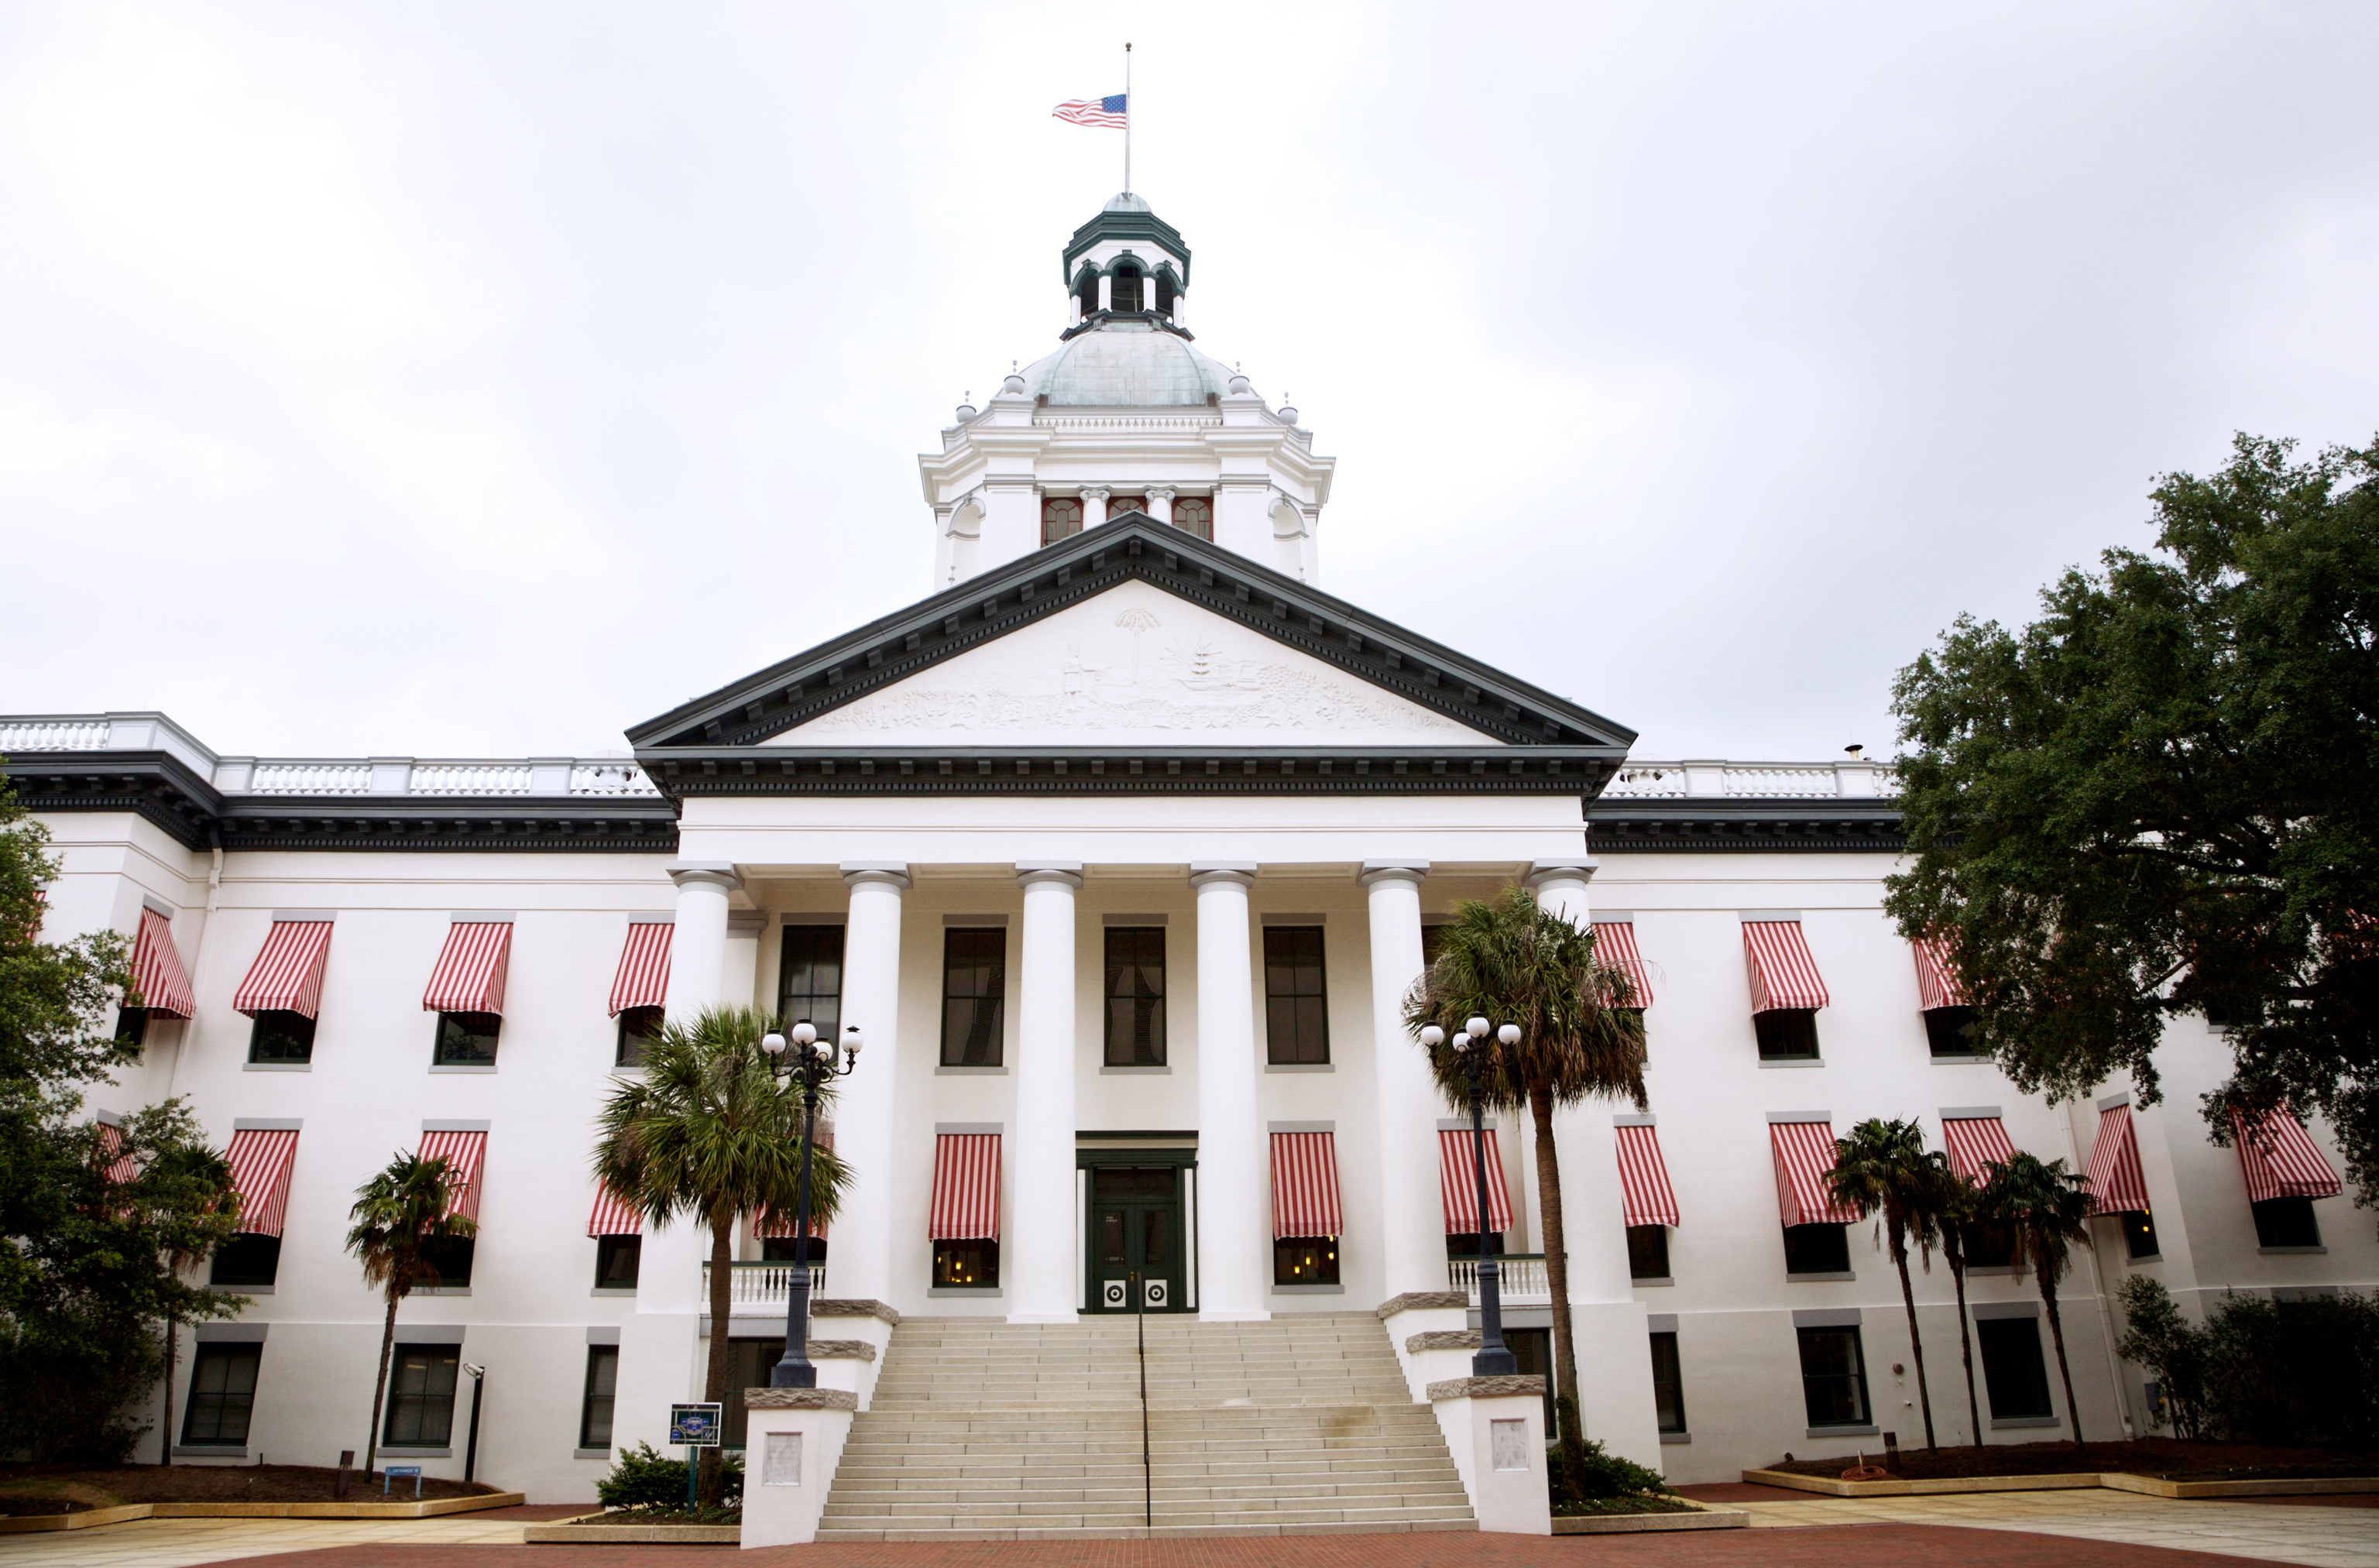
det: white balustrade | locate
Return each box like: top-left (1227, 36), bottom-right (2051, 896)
top-left (571, 763), bottom-right (661, 796)
top-left (702, 1259), bottom-right (828, 1307)
top-left (249, 763), bottom-right (372, 794)
top-left (410, 763), bottom-right (534, 795)
top-left (1447, 1254), bottom-right (1553, 1306)
top-left (0, 719), bottom-right (112, 752)
top-left (1601, 763), bottom-right (1900, 800)
top-left (1601, 767), bottom-right (1687, 798)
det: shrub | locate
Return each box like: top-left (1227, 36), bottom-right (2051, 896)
top-left (2114, 1277), bottom-right (2209, 1440)
top-left (596, 1442), bottom-right (743, 1509)
top-left (1548, 1435), bottom-right (1670, 1503)
top-left (2199, 1289), bottom-right (2379, 1447)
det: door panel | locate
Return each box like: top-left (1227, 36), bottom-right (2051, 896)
top-left (1086, 1163), bottom-right (1186, 1312)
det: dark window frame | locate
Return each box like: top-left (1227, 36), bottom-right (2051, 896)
top-left (1795, 1324), bottom-right (1872, 1429)
top-left (1923, 1006), bottom-right (1978, 1057)
top-left (1627, 1224), bottom-right (1671, 1282)
top-left (593, 1234), bottom-right (640, 1289)
top-left (1976, 1316), bottom-right (2055, 1420)
top-left (431, 1010), bottom-right (502, 1066)
top-left (209, 1233), bottom-right (282, 1288)
top-left (1961, 1220), bottom-right (2017, 1269)
top-left (383, 1343), bottom-right (461, 1447)
top-left (117, 1006), bottom-right (152, 1048)
top-left (1273, 1235), bottom-right (1340, 1286)
top-left (247, 1010), bottom-right (316, 1065)
top-left (1104, 926), bottom-right (1166, 1066)
top-left (1262, 925), bottom-right (1330, 1065)
top-left (1649, 1330), bottom-right (1687, 1434)
top-left (182, 1342), bottom-right (263, 1446)
top-left (778, 925), bottom-right (846, 1045)
top-left (1171, 496), bottom-right (1214, 540)
top-left (939, 927), bottom-right (1007, 1068)
top-left (1042, 496), bottom-right (1084, 547)
top-left (932, 1238), bottom-right (999, 1288)
top-left (2122, 1209), bottom-right (2162, 1259)
top-left (579, 1344), bottom-right (619, 1449)
top-left (1754, 1008), bottom-right (1821, 1060)
top-left (2252, 1196), bottom-right (2322, 1249)
top-left (1783, 1223), bottom-right (1851, 1276)
top-left (417, 1234), bottom-right (475, 1288)
top-left (615, 1006), bottom-right (663, 1068)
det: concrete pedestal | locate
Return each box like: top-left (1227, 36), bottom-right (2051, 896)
top-left (738, 1388), bottom-right (857, 1549)
top-left (1378, 1292), bottom-right (1471, 1403)
top-left (1428, 1375), bottom-right (1553, 1535)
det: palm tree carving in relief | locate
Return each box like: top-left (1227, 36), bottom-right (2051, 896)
top-left (592, 1005), bottom-right (851, 1505)
top-left (1114, 607), bottom-right (1161, 685)
top-left (348, 1154), bottom-right (476, 1480)
top-left (1825, 1119), bottom-right (1958, 1450)
top-left (1402, 887), bottom-right (1646, 1489)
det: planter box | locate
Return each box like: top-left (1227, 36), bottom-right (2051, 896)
top-left (0, 1505), bottom-right (153, 1534)
top-left (1555, 1504), bottom-right (1749, 1534)
top-left (1743, 1467), bottom-right (2379, 1500)
top-left (522, 1521), bottom-right (741, 1544)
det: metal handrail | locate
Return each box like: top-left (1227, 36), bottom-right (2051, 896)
top-left (1131, 1269), bottom-right (1152, 1530)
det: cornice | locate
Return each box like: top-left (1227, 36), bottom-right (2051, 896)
top-left (4, 752), bottom-right (223, 850)
top-left (625, 516), bottom-right (1639, 755)
top-left (1588, 798), bottom-right (1905, 853)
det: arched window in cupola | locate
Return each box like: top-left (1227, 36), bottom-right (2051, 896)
top-left (1152, 272), bottom-right (1176, 317)
top-left (1076, 266), bottom-right (1100, 318)
top-left (1112, 265), bottom-right (1144, 314)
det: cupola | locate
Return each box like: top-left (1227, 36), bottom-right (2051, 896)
top-left (1061, 192), bottom-right (1193, 332)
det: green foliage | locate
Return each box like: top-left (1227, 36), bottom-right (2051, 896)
top-left (1886, 434), bottom-right (2379, 1216)
top-left (2115, 1276), bottom-right (2209, 1440)
top-left (2197, 1289), bottom-right (2379, 1446)
top-left (1827, 1119), bottom-right (1959, 1449)
top-left (595, 1441), bottom-right (743, 1508)
top-left (1979, 1151), bottom-right (2096, 1445)
top-left (0, 777), bottom-right (245, 1460)
top-left (1547, 1435), bottom-right (1671, 1502)
top-left (347, 1151), bottom-right (477, 1474)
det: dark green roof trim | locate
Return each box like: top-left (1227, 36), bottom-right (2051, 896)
top-left (1062, 207), bottom-right (1192, 290)
top-left (4, 752), bottom-right (222, 850)
top-left (1588, 799), bottom-right (1904, 853)
top-left (1057, 309), bottom-right (1194, 343)
top-left (626, 514), bottom-right (1639, 755)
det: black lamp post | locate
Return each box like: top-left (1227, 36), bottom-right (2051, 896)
top-left (1420, 1014), bottom-right (1519, 1377)
top-left (758, 1020), bottom-right (862, 1388)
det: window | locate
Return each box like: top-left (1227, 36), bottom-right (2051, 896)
top-left (934, 1239), bottom-right (997, 1288)
top-left (1042, 496), bottom-right (1083, 546)
top-left (1924, 1006), bottom-right (1978, 1057)
top-left (939, 928), bottom-right (1006, 1067)
top-left (1104, 927), bottom-right (1165, 1065)
top-left (2122, 1209), bottom-right (2161, 1259)
top-left (616, 1006), bottom-right (663, 1068)
top-left (1755, 1009), bottom-right (1820, 1060)
top-left (1976, 1317), bottom-right (2054, 1420)
top-left (763, 1235), bottom-right (829, 1263)
top-left (1783, 1223), bottom-right (1850, 1275)
top-left (594, 1235), bottom-right (640, 1289)
top-left (2206, 996), bottom-right (2265, 1031)
top-left (1506, 1326), bottom-right (1557, 1438)
top-left (1113, 269), bottom-right (1142, 313)
top-left (182, 1343), bottom-right (262, 1446)
top-left (433, 1011), bottom-right (501, 1066)
top-left (1152, 273), bottom-right (1176, 315)
top-left (248, 1010), bottom-right (316, 1065)
top-left (1445, 1230), bottom-right (1505, 1257)
top-left (1263, 927), bottom-right (1329, 1065)
top-left (778, 926), bottom-right (845, 1042)
top-left (1627, 1224), bottom-right (1671, 1281)
top-left (1795, 1326), bottom-right (1871, 1428)
top-left (383, 1344), bottom-right (460, 1446)
top-left (210, 1234), bottom-right (281, 1288)
top-left (117, 1007), bottom-right (151, 1048)
top-left (1961, 1220), bottom-right (2015, 1269)
top-left (1649, 1331), bottom-right (1687, 1434)
top-left (579, 1346), bottom-right (619, 1449)
top-left (417, 1235), bottom-right (475, 1289)
top-left (1421, 923), bottom-right (1449, 967)
top-left (1274, 1236), bottom-right (1339, 1285)
top-left (1172, 496), bottom-right (1213, 540)
top-left (1107, 493), bottom-right (1148, 518)
top-left (2253, 1196), bottom-right (2322, 1249)
top-left (721, 1338), bottom-right (784, 1447)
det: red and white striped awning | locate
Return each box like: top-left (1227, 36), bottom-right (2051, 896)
top-left (929, 1133), bottom-right (1001, 1241)
top-left (130, 907), bottom-right (196, 1020)
top-left (757, 1129), bottom-right (832, 1240)
top-left (2085, 1104), bottom-right (2150, 1216)
top-left (1439, 1127), bottom-right (1516, 1236)
top-left (1913, 938), bottom-right (1968, 1011)
top-left (233, 919), bottom-right (334, 1019)
top-left (608, 921), bottom-right (672, 1017)
top-left (225, 1128), bottom-right (300, 1237)
top-left (1770, 1119), bottom-right (1860, 1227)
top-left (1744, 921), bottom-right (1830, 1012)
top-left (416, 1129), bottom-right (487, 1223)
top-left (1593, 922), bottom-right (1655, 1009)
top-left (96, 1118), bottom-right (139, 1185)
top-left (422, 921), bottom-right (512, 1014)
top-left (587, 1182), bottom-right (642, 1237)
top-left (2231, 1107), bottom-right (2343, 1204)
top-left (1270, 1131), bottom-right (1344, 1238)
top-left (1941, 1114), bottom-right (2017, 1188)
top-left (1614, 1123), bottom-right (1680, 1227)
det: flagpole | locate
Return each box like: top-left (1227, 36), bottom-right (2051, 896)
top-left (1124, 42), bottom-right (1131, 194)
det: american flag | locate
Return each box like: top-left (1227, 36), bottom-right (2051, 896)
top-left (1053, 94), bottom-right (1127, 130)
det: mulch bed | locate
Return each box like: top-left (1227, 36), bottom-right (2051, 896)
top-left (1763, 1437), bottom-right (2379, 1482)
top-left (0, 1461), bottom-right (504, 1515)
top-left (1553, 1495), bottom-right (1701, 1515)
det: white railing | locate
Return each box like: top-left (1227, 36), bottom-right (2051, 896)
top-left (1033, 413), bottom-right (1222, 431)
top-left (0, 719), bottom-right (113, 752)
top-left (249, 763), bottom-right (373, 794)
top-left (1601, 762), bottom-right (1901, 800)
top-left (410, 764), bottom-right (534, 795)
top-left (571, 763), bottom-right (661, 797)
top-left (1723, 764), bottom-right (1843, 797)
top-left (704, 1260), bottom-right (828, 1307)
top-left (1447, 1254), bottom-right (1552, 1306)
top-left (1602, 767), bottom-right (1687, 798)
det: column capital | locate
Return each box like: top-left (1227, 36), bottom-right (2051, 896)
top-left (1078, 485), bottom-right (1112, 503)
top-left (1526, 859), bottom-right (1598, 889)
top-left (667, 861), bottom-right (743, 894)
top-left (840, 862), bottom-right (912, 891)
top-left (1015, 861), bottom-right (1083, 890)
top-left (1144, 485), bottom-right (1178, 503)
top-left (1189, 861), bottom-right (1258, 890)
top-left (1358, 860), bottom-right (1431, 888)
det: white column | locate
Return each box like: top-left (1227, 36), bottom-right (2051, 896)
top-left (831, 863), bottom-right (910, 1308)
top-left (1190, 863), bottom-right (1268, 1322)
top-left (1172, 290), bottom-right (1186, 326)
top-left (1361, 862), bottom-right (1446, 1301)
top-left (1097, 273), bottom-right (1113, 313)
top-left (663, 863), bottom-right (740, 1023)
top-left (1526, 860), bottom-right (1596, 928)
top-left (1080, 487), bottom-right (1111, 529)
top-left (1145, 486), bottom-right (1176, 527)
top-left (1009, 864), bottom-right (1083, 1323)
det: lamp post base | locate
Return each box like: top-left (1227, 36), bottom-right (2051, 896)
top-left (1470, 1349), bottom-right (1519, 1377)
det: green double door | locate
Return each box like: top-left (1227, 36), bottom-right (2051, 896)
top-left (1085, 1163), bottom-right (1187, 1312)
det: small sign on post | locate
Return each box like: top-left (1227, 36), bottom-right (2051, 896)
top-left (383, 1464), bottom-right (423, 1499)
top-left (670, 1402), bottom-right (723, 1512)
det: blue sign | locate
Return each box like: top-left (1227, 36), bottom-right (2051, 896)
top-left (670, 1402), bottom-right (723, 1446)
top-left (382, 1464), bottom-right (423, 1498)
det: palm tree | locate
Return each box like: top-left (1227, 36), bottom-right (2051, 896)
top-left (148, 1140), bottom-right (241, 1467)
top-left (593, 1004), bottom-right (850, 1506)
top-left (1825, 1119), bottom-right (1953, 1451)
top-left (1979, 1151), bottom-right (2095, 1448)
top-left (1402, 887), bottom-right (1646, 1482)
top-left (1937, 1178), bottom-right (1986, 1446)
top-left (347, 1153), bottom-right (476, 1479)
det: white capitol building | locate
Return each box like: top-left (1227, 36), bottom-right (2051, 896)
top-left (12, 192), bottom-right (2368, 1537)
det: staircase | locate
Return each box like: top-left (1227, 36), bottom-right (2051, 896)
top-left (816, 1312), bottom-right (1478, 1540)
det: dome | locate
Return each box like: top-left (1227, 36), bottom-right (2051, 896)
top-left (1019, 320), bottom-right (1232, 407)
top-left (1102, 190), bottom-right (1152, 213)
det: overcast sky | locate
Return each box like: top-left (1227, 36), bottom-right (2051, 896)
top-left (4, 3), bottom-right (2373, 763)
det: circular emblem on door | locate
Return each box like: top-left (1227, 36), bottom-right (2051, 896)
top-left (1102, 1280), bottom-right (1128, 1308)
top-left (1143, 1279), bottom-right (1169, 1308)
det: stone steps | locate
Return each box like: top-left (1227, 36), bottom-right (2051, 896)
top-left (815, 1312), bottom-right (1474, 1542)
